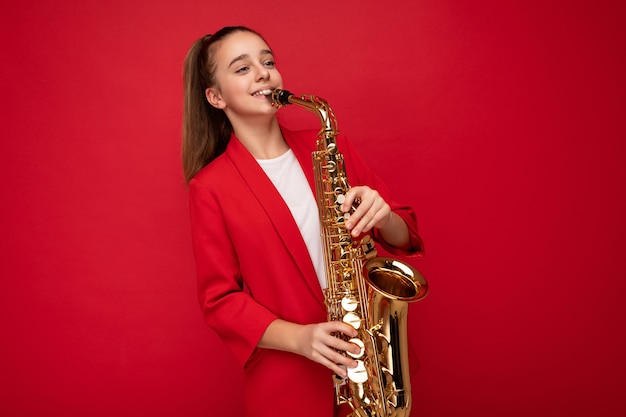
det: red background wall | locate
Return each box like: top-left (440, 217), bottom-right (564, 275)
top-left (2, 1), bottom-right (625, 416)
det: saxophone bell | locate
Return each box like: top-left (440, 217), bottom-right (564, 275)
top-left (364, 257), bottom-right (428, 302)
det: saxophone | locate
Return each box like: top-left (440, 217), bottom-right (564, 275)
top-left (269, 89), bottom-right (428, 417)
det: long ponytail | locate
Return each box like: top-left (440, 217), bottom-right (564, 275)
top-left (182, 27), bottom-right (261, 183)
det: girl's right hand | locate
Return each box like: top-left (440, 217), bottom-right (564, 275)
top-left (294, 321), bottom-right (362, 377)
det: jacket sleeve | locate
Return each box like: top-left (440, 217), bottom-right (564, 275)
top-left (189, 178), bottom-right (278, 367)
top-left (338, 135), bottom-right (425, 257)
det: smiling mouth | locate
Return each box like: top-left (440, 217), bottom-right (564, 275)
top-left (252, 89), bottom-right (273, 97)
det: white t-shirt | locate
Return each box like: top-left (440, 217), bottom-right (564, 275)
top-left (257, 149), bottom-right (326, 289)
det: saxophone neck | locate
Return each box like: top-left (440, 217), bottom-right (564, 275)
top-left (269, 89), bottom-right (339, 141)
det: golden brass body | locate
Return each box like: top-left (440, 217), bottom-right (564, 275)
top-left (269, 89), bottom-right (428, 417)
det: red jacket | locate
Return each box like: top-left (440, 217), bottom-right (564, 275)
top-left (189, 126), bottom-right (423, 417)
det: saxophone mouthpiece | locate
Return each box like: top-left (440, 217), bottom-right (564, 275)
top-left (270, 88), bottom-right (293, 107)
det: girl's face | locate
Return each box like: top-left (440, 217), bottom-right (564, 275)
top-left (205, 31), bottom-right (283, 121)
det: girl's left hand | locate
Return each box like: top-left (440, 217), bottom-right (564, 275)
top-left (341, 186), bottom-right (391, 237)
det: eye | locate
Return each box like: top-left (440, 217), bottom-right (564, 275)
top-left (235, 65), bottom-right (250, 74)
top-left (264, 60), bottom-right (276, 68)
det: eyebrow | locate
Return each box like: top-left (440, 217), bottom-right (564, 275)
top-left (228, 49), bottom-right (274, 68)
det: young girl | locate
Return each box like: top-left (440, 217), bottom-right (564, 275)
top-left (182, 26), bottom-right (424, 417)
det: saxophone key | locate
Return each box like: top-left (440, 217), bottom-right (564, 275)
top-left (343, 312), bottom-right (361, 329)
top-left (347, 360), bottom-right (368, 384)
top-left (347, 338), bottom-right (365, 359)
top-left (341, 296), bottom-right (359, 312)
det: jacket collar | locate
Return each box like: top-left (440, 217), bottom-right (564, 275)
top-left (224, 127), bottom-right (325, 308)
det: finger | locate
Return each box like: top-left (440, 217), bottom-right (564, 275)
top-left (326, 346), bottom-right (358, 368)
top-left (357, 197), bottom-right (393, 234)
top-left (325, 321), bottom-right (358, 338)
top-left (314, 345), bottom-right (358, 376)
top-left (323, 331), bottom-right (357, 352)
top-left (311, 348), bottom-right (347, 376)
top-left (350, 201), bottom-right (383, 235)
top-left (359, 204), bottom-right (390, 234)
top-left (336, 339), bottom-right (364, 357)
top-left (341, 186), bottom-right (369, 213)
top-left (341, 187), bottom-right (358, 212)
top-left (345, 197), bottom-right (373, 231)
top-left (321, 356), bottom-right (352, 378)
top-left (321, 325), bottom-right (363, 357)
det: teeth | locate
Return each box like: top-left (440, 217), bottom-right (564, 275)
top-left (253, 89), bottom-right (273, 96)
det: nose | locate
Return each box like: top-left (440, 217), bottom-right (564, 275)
top-left (256, 64), bottom-right (270, 82)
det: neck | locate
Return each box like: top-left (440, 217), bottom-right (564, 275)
top-left (230, 117), bottom-right (288, 160)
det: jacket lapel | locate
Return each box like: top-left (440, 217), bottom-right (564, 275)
top-left (225, 131), bottom-right (325, 308)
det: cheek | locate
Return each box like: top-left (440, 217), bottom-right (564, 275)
top-left (218, 79), bottom-right (246, 100)
top-left (272, 70), bottom-right (284, 86)
top-left (232, 77), bottom-right (252, 92)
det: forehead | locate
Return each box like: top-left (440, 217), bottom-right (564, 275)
top-left (213, 31), bottom-right (272, 64)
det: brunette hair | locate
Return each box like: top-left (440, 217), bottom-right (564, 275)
top-left (181, 26), bottom-right (264, 183)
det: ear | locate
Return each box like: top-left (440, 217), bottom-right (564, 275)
top-left (205, 87), bottom-right (226, 109)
